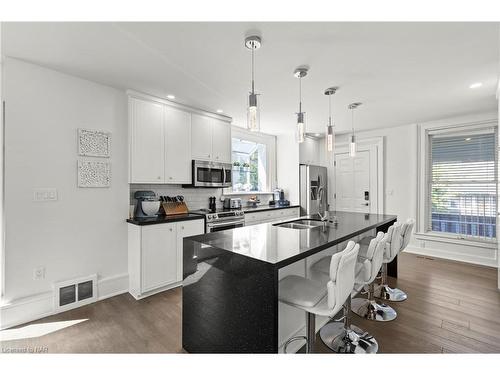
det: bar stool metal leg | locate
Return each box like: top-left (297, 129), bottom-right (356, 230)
top-left (351, 282), bottom-right (397, 322)
top-left (319, 296), bottom-right (378, 353)
top-left (283, 312), bottom-right (315, 354)
top-left (374, 263), bottom-right (407, 302)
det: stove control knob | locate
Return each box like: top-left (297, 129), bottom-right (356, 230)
top-left (207, 214), bottom-right (213, 219)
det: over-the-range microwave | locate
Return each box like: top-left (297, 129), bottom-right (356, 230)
top-left (183, 160), bottom-right (232, 188)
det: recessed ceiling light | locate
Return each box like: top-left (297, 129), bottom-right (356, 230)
top-left (167, 94), bottom-right (175, 99)
top-left (469, 82), bottom-right (482, 89)
top-left (465, 137), bottom-right (471, 141)
top-left (216, 109), bottom-right (224, 113)
top-left (315, 133), bottom-right (321, 137)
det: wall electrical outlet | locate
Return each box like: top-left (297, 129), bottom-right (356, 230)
top-left (33, 266), bottom-right (46, 280)
top-left (33, 188), bottom-right (58, 202)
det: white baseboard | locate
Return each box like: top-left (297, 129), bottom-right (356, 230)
top-left (404, 246), bottom-right (497, 268)
top-left (0, 273), bottom-right (129, 330)
top-left (97, 273), bottom-right (129, 301)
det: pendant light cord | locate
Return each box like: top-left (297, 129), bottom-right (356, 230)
top-left (299, 76), bottom-right (302, 113)
top-left (351, 107), bottom-right (355, 136)
top-left (328, 93), bottom-right (332, 127)
top-left (251, 47), bottom-right (255, 94)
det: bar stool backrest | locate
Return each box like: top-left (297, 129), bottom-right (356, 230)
top-left (386, 223), bottom-right (402, 261)
top-left (327, 241), bottom-right (359, 310)
top-left (400, 219), bottom-right (415, 251)
top-left (367, 232), bottom-right (387, 284)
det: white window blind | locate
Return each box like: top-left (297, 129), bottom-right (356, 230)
top-left (428, 129), bottom-right (497, 241)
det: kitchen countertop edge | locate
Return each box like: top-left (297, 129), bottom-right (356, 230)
top-left (126, 213), bottom-right (205, 226)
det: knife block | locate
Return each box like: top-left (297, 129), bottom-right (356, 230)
top-left (162, 202), bottom-right (189, 216)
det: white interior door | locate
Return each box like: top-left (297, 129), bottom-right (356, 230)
top-left (334, 144), bottom-right (379, 213)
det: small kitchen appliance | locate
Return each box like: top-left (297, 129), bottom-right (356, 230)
top-left (230, 198), bottom-right (242, 209)
top-left (134, 190), bottom-right (159, 218)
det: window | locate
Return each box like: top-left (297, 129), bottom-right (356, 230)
top-left (229, 127), bottom-right (276, 193)
top-left (232, 138), bottom-right (267, 192)
top-left (428, 129), bottom-right (497, 241)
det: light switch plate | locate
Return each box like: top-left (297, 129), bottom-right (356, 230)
top-left (33, 188), bottom-right (58, 202)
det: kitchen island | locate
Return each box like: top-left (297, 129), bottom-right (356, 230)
top-left (182, 211), bottom-right (397, 353)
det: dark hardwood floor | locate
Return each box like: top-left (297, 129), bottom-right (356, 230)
top-left (1, 252), bottom-right (499, 353)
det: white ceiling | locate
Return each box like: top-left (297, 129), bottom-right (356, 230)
top-left (3, 22), bottom-right (499, 135)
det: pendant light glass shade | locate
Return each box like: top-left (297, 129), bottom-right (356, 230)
top-left (349, 135), bottom-right (356, 157)
top-left (247, 93), bottom-right (260, 132)
top-left (348, 102), bottom-right (362, 158)
top-left (296, 112), bottom-right (305, 143)
top-left (326, 124), bottom-right (334, 153)
top-left (294, 68), bottom-right (308, 143)
top-left (324, 87), bottom-right (338, 162)
top-left (245, 36), bottom-right (261, 132)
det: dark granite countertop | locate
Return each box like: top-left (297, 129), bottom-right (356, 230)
top-left (241, 205), bottom-right (300, 213)
top-left (127, 213), bottom-right (205, 226)
top-left (185, 211), bottom-right (397, 268)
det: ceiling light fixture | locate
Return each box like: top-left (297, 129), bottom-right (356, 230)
top-left (294, 67), bottom-right (308, 143)
top-left (216, 109), bottom-right (224, 113)
top-left (167, 94), bottom-right (175, 100)
top-left (469, 82), bottom-right (482, 89)
top-left (348, 102), bottom-right (362, 158)
top-left (245, 35), bottom-right (261, 132)
top-left (324, 87), bottom-right (338, 159)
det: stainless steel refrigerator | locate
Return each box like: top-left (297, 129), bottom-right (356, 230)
top-left (299, 164), bottom-right (328, 216)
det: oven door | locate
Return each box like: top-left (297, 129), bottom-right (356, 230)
top-left (193, 161), bottom-right (232, 188)
top-left (207, 220), bottom-right (245, 233)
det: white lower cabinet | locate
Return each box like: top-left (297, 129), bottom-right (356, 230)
top-left (128, 219), bottom-right (204, 299)
top-left (244, 207), bottom-right (300, 226)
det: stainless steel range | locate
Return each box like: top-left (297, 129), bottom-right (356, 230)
top-left (204, 210), bottom-right (245, 232)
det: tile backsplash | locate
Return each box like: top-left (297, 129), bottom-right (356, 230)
top-left (130, 184), bottom-right (273, 211)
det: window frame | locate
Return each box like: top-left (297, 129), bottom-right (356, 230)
top-left (223, 126), bottom-right (277, 195)
top-left (417, 118), bottom-right (498, 246)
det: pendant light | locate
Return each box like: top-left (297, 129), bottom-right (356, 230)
top-left (294, 67), bottom-right (308, 143)
top-left (348, 102), bottom-right (362, 157)
top-left (245, 35), bottom-right (261, 132)
top-left (324, 87), bottom-right (338, 158)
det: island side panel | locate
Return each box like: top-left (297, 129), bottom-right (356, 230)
top-left (182, 238), bottom-right (278, 353)
top-left (376, 218), bottom-right (398, 278)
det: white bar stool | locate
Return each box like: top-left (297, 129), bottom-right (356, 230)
top-left (278, 241), bottom-right (360, 353)
top-left (311, 243), bottom-right (379, 353)
top-left (351, 232), bottom-right (397, 322)
top-left (360, 220), bottom-right (411, 302)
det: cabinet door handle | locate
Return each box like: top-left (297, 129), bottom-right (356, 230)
top-left (169, 176), bottom-right (173, 180)
top-left (208, 154), bottom-right (211, 158)
top-left (157, 176), bottom-right (161, 180)
top-left (169, 228), bottom-right (173, 232)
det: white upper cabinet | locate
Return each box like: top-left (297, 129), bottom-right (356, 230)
top-left (212, 118), bottom-right (231, 163)
top-left (191, 114), bottom-right (231, 163)
top-left (129, 98), bottom-right (165, 183)
top-left (129, 93), bottom-right (232, 183)
top-left (299, 137), bottom-right (320, 165)
top-left (191, 114), bottom-right (213, 161)
top-left (164, 107), bottom-right (192, 184)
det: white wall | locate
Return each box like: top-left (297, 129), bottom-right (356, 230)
top-left (276, 133), bottom-right (299, 204)
top-left (336, 123), bottom-right (418, 225)
top-left (336, 112), bottom-right (499, 267)
top-left (1, 58), bottom-right (128, 325)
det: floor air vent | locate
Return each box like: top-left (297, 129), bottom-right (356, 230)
top-left (54, 274), bottom-right (97, 312)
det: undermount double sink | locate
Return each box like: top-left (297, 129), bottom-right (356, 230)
top-left (274, 219), bottom-right (326, 230)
